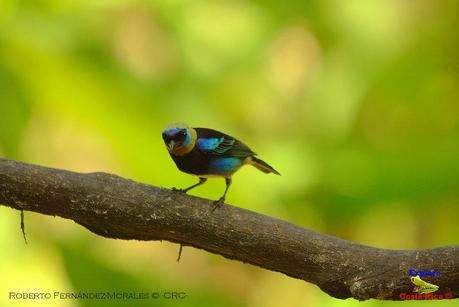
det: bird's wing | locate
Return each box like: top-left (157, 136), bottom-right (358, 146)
top-left (194, 128), bottom-right (255, 158)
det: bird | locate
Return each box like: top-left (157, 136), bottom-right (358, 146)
top-left (162, 123), bottom-right (280, 208)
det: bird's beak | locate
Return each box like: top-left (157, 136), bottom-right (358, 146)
top-left (167, 140), bottom-right (176, 151)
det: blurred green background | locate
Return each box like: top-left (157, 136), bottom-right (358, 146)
top-left (1, 0), bottom-right (459, 306)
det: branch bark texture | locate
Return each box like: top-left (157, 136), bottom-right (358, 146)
top-left (0, 158), bottom-right (458, 300)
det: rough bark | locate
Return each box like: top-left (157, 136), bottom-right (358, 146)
top-left (0, 158), bottom-right (457, 300)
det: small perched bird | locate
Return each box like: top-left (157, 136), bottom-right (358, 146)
top-left (162, 123), bottom-right (280, 208)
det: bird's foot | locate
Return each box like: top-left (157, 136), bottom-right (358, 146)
top-left (211, 197), bottom-right (225, 212)
top-left (172, 187), bottom-right (186, 193)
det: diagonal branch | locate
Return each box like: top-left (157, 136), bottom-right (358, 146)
top-left (0, 158), bottom-right (458, 300)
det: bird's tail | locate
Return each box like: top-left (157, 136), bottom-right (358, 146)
top-left (248, 156), bottom-right (280, 175)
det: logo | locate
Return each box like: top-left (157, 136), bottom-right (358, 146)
top-left (408, 269), bottom-right (441, 278)
top-left (410, 275), bottom-right (438, 294)
top-left (398, 269), bottom-right (453, 300)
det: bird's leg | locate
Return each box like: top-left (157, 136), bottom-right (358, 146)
top-left (212, 178), bottom-right (232, 211)
top-left (172, 177), bottom-right (207, 193)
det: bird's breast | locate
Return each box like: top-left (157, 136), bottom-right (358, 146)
top-left (170, 150), bottom-right (208, 175)
top-left (170, 150), bottom-right (244, 177)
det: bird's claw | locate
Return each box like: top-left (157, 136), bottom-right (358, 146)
top-left (211, 197), bottom-right (225, 212)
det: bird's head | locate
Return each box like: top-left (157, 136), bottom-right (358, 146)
top-left (162, 123), bottom-right (197, 156)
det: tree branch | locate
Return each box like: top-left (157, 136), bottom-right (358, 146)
top-left (0, 158), bottom-right (457, 300)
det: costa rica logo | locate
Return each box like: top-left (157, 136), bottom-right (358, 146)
top-left (410, 275), bottom-right (438, 294)
top-left (398, 269), bottom-right (453, 300)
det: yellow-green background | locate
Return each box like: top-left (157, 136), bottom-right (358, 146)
top-left (1, 0), bottom-right (458, 306)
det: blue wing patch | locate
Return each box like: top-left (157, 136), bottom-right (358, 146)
top-left (208, 157), bottom-right (242, 175)
top-left (197, 137), bottom-right (235, 154)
